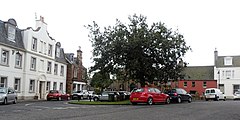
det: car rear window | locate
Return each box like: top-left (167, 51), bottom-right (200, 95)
top-left (206, 89), bottom-right (215, 93)
top-left (133, 88), bottom-right (144, 92)
top-left (50, 90), bottom-right (58, 93)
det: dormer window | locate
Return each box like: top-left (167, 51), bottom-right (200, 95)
top-left (6, 19), bottom-right (17, 42)
top-left (8, 25), bottom-right (15, 42)
top-left (224, 57), bottom-right (232, 66)
top-left (55, 42), bottom-right (61, 58)
top-left (56, 47), bottom-right (60, 57)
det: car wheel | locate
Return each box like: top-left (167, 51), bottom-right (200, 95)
top-left (205, 98), bottom-right (209, 101)
top-left (223, 97), bottom-right (226, 101)
top-left (58, 97), bottom-right (62, 101)
top-left (47, 98), bottom-right (50, 101)
top-left (188, 97), bottom-right (192, 103)
top-left (93, 97), bottom-right (99, 101)
top-left (147, 97), bottom-right (153, 105)
top-left (67, 96), bottom-right (71, 101)
top-left (177, 97), bottom-right (182, 103)
top-left (3, 98), bottom-right (7, 105)
top-left (13, 98), bottom-right (17, 104)
top-left (165, 97), bottom-right (170, 104)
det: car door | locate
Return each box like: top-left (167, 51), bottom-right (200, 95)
top-left (154, 88), bottom-right (165, 102)
top-left (181, 89), bottom-right (188, 101)
top-left (7, 88), bottom-right (14, 102)
top-left (148, 88), bottom-right (158, 102)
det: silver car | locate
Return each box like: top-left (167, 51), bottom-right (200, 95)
top-left (0, 87), bottom-right (17, 105)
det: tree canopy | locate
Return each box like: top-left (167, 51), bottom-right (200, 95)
top-left (87, 14), bottom-right (191, 87)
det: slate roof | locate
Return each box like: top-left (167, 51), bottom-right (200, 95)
top-left (182, 66), bottom-right (214, 80)
top-left (216, 55), bottom-right (240, 67)
top-left (55, 48), bottom-right (67, 64)
top-left (0, 20), bottom-right (25, 50)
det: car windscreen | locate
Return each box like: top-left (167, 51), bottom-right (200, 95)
top-left (0, 88), bottom-right (6, 93)
top-left (133, 88), bottom-right (144, 93)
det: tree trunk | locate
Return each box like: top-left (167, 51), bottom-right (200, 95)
top-left (140, 79), bottom-right (145, 87)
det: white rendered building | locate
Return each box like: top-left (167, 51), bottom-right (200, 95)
top-left (214, 50), bottom-right (240, 98)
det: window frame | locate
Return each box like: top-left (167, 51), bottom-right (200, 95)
top-left (1, 49), bottom-right (9, 65)
top-left (183, 81), bottom-right (187, 88)
top-left (46, 81), bottom-right (51, 92)
top-left (29, 79), bottom-right (35, 93)
top-left (0, 77), bottom-right (7, 87)
top-left (48, 44), bottom-right (53, 56)
top-left (203, 81), bottom-right (207, 88)
top-left (30, 57), bottom-right (36, 70)
top-left (192, 81), bottom-right (195, 87)
top-left (15, 53), bottom-right (22, 68)
top-left (8, 25), bottom-right (16, 42)
top-left (53, 82), bottom-right (57, 90)
top-left (54, 64), bottom-right (58, 75)
top-left (47, 61), bottom-right (52, 73)
top-left (60, 65), bottom-right (64, 76)
top-left (31, 37), bottom-right (37, 51)
top-left (14, 78), bottom-right (21, 92)
top-left (224, 57), bottom-right (232, 66)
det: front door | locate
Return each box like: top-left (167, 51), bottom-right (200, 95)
top-left (39, 81), bottom-right (45, 99)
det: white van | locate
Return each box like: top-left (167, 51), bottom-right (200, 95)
top-left (205, 88), bottom-right (226, 101)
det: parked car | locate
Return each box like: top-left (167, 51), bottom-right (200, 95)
top-left (47, 90), bottom-right (70, 101)
top-left (165, 88), bottom-right (192, 103)
top-left (93, 91), bottom-right (119, 101)
top-left (130, 87), bottom-right (170, 105)
top-left (119, 91), bottom-right (131, 100)
top-left (233, 91), bottom-right (240, 100)
top-left (88, 91), bottom-right (95, 98)
top-left (71, 90), bottom-right (89, 100)
top-left (0, 87), bottom-right (17, 105)
top-left (205, 88), bottom-right (226, 101)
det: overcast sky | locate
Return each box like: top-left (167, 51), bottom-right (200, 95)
top-left (1, 0), bottom-right (240, 69)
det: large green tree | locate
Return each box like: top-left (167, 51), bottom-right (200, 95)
top-left (87, 14), bottom-right (190, 87)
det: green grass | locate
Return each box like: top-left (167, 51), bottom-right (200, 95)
top-left (68, 100), bottom-right (131, 105)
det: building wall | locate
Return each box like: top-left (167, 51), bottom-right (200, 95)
top-left (214, 67), bottom-right (240, 98)
top-left (177, 80), bottom-right (217, 96)
top-left (0, 45), bottom-right (25, 99)
top-left (21, 19), bottom-right (67, 100)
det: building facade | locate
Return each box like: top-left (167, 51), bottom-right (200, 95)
top-left (177, 66), bottom-right (217, 96)
top-left (21, 17), bottom-right (67, 100)
top-left (0, 17), bottom-right (68, 100)
top-left (65, 47), bottom-right (87, 94)
top-left (214, 50), bottom-right (240, 98)
top-left (0, 19), bottom-right (25, 99)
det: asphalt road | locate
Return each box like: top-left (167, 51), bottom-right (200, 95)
top-left (1, 100), bottom-right (240, 120)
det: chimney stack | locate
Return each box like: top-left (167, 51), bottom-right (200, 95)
top-left (214, 48), bottom-right (218, 66)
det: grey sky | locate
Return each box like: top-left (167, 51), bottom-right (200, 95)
top-left (1, 0), bottom-right (240, 69)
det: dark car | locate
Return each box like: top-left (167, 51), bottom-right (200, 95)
top-left (47, 90), bottom-right (70, 101)
top-left (165, 88), bottom-right (192, 103)
top-left (130, 87), bottom-right (170, 105)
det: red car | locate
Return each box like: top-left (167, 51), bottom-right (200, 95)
top-left (47, 90), bottom-right (70, 101)
top-left (130, 87), bottom-right (170, 105)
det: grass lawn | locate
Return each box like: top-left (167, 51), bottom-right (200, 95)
top-left (68, 100), bottom-right (131, 105)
